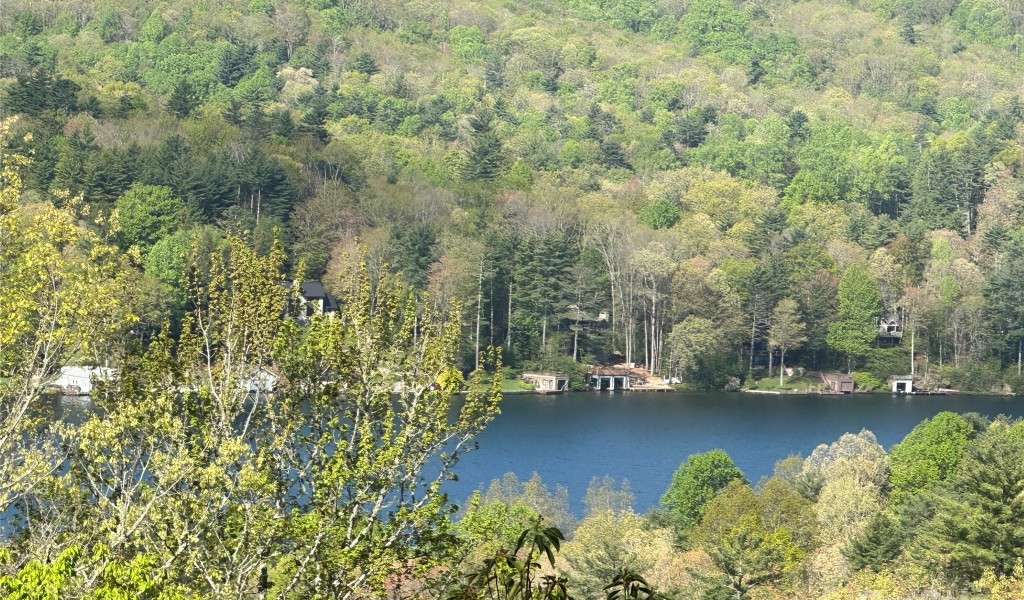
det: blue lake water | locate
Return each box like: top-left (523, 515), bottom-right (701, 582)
top-left (446, 391), bottom-right (1024, 515)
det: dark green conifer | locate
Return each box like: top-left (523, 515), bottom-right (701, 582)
top-left (844, 513), bottom-right (904, 572)
top-left (460, 111), bottom-right (503, 181)
top-left (167, 78), bottom-right (199, 119)
top-left (350, 51), bottom-right (379, 75)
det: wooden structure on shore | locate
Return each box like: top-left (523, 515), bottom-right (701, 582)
top-left (522, 372), bottom-right (570, 394)
top-left (589, 366), bottom-right (634, 390)
top-left (822, 373), bottom-right (854, 394)
top-left (588, 366), bottom-right (673, 391)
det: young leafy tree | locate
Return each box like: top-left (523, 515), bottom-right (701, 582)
top-left (660, 449), bottom-right (745, 534)
top-left (0, 118), bottom-right (129, 519)
top-left (769, 298), bottom-right (807, 386)
top-left (889, 411), bottom-right (972, 505)
top-left (114, 183), bottom-right (186, 254)
top-left (268, 260), bottom-right (503, 598)
top-left (827, 265), bottom-right (881, 372)
top-left (693, 480), bottom-right (805, 599)
top-left (666, 316), bottom-right (719, 382)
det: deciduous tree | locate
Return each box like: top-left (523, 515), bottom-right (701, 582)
top-left (827, 265), bottom-right (881, 372)
top-left (769, 298), bottom-right (806, 386)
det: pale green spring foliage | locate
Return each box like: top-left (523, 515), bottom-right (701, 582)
top-left (0, 141), bottom-right (503, 598)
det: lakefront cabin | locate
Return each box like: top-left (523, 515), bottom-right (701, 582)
top-left (877, 310), bottom-right (904, 347)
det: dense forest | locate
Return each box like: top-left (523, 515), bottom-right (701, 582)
top-left (5, 1), bottom-right (1024, 596)
top-left (3, 0), bottom-right (1024, 390)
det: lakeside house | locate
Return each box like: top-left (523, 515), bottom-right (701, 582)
top-left (293, 281), bottom-right (339, 322)
top-left (50, 366), bottom-right (116, 396)
top-left (245, 366), bottom-right (283, 394)
top-left (878, 310), bottom-right (904, 347)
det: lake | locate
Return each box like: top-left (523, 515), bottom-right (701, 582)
top-left (447, 391), bottom-right (1024, 515)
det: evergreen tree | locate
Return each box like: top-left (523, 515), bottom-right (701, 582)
top-left (350, 51), bottom-right (379, 75)
top-left (460, 111), bottom-right (503, 181)
top-left (827, 264), bottom-right (881, 371)
top-left (5, 69), bottom-right (79, 117)
top-left (223, 97), bottom-right (244, 125)
top-left (917, 422), bottom-right (1024, 583)
top-left (984, 235), bottom-right (1024, 374)
top-left (167, 78), bottom-right (200, 119)
top-left (484, 52), bottom-right (505, 90)
top-left (844, 513), bottom-right (904, 572)
top-left (600, 140), bottom-right (631, 170)
top-left (300, 91), bottom-right (330, 142)
top-left (51, 128), bottom-right (99, 197)
top-left (513, 233), bottom-right (575, 356)
top-left (389, 222), bottom-right (438, 290)
top-left (231, 148), bottom-right (296, 221)
top-left (217, 43), bottom-right (255, 87)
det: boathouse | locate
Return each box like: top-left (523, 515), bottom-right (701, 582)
top-left (822, 373), bottom-right (854, 394)
top-left (891, 375), bottom-right (913, 394)
top-left (522, 372), bottom-right (570, 394)
top-left (589, 366), bottom-right (639, 391)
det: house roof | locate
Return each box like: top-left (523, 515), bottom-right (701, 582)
top-left (822, 373), bottom-right (854, 384)
top-left (57, 366), bottom-right (116, 379)
top-left (289, 281), bottom-right (340, 312)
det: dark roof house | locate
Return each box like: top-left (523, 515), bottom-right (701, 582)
top-left (298, 282), bottom-right (339, 313)
top-left (284, 281), bottom-right (340, 322)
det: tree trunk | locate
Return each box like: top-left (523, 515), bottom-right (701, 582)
top-left (779, 350), bottom-right (786, 387)
top-left (475, 260), bottom-right (483, 370)
top-left (910, 317), bottom-right (915, 377)
top-left (542, 313), bottom-right (547, 354)
top-left (572, 304), bottom-right (580, 362)
top-left (506, 282), bottom-right (513, 350)
top-left (768, 349), bottom-right (773, 380)
top-left (749, 315), bottom-right (757, 373)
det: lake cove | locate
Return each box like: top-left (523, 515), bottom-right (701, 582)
top-left (448, 391), bottom-right (1024, 514)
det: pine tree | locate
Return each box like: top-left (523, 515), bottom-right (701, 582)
top-left (350, 51), bottom-right (379, 75)
top-left (217, 43), bottom-right (254, 87)
top-left (223, 97), bottom-right (244, 125)
top-left (460, 111), bottom-right (503, 181)
top-left (167, 78), bottom-right (199, 119)
top-left (600, 140), bottom-right (631, 170)
top-left (844, 513), bottom-right (904, 572)
top-left (484, 53), bottom-right (505, 90)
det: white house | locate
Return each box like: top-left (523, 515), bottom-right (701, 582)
top-left (245, 367), bottom-right (282, 394)
top-left (50, 366), bottom-right (117, 395)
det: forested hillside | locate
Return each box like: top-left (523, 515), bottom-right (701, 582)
top-left (3, 0), bottom-right (1024, 389)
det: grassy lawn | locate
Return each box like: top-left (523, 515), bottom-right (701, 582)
top-left (501, 378), bottom-right (535, 393)
top-left (746, 375), bottom-right (818, 392)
